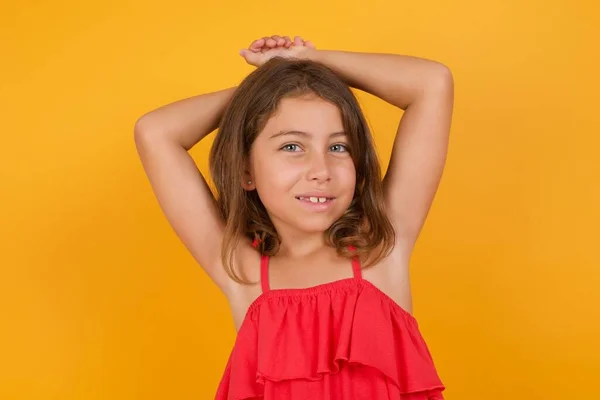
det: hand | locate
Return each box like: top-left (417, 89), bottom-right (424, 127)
top-left (239, 35), bottom-right (316, 67)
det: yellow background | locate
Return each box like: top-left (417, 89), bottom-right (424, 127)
top-left (1, 1), bottom-right (598, 399)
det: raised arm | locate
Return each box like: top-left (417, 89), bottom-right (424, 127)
top-left (306, 49), bottom-right (454, 251)
top-left (134, 87), bottom-right (236, 290)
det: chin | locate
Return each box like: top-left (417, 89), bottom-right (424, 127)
top-left (292, 215), bottom-right (341, 234)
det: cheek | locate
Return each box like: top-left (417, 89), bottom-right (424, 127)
top-left (333, 161), bottom-right (357, 188)
top-left (255, 156), bottom-right (302, 192)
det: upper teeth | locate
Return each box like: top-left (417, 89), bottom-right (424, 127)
top-left (300, 196), bottom-right (329, 203)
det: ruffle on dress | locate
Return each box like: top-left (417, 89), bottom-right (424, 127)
top-left (216, 278), bottom-right (445, 399)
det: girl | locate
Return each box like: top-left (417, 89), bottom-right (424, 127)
top-left (135, 35), bottom-right (454, 399)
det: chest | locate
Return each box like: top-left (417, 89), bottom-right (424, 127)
top-left (229, 256), bottom-right (413, 331)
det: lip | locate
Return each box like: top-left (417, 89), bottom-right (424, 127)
top-left (295, 194), bottom-right (336, 212)
top-left (295, 193), bottom-right (336, 199)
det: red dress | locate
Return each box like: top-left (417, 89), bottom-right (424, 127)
top-left (215, 249), bottom-right (445, 399)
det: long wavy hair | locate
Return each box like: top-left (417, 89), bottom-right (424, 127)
top-left (209, 57), bottom-right (395, 283)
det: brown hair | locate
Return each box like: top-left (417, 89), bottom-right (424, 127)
top-left (209, 57), bottom-right (395, 283)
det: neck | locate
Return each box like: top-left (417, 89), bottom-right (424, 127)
top-left (272, 223), bottom-right (329, 260)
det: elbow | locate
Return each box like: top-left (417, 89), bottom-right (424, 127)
top-left (430, 63), bottom-right (454, 90)
top-left (133, 114), bottom-right (161, 145)
top-left (419, 64), bottom-right (453, 102)
top-left (133, 120), bottom-right (147, 153)
top-left (134, 114), bottom-right (151, 137)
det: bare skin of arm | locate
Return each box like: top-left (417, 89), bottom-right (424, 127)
top-left (133, 39), bottom-right (317, 304)
top-left (136, 37), bottom-right (453, 313)
top-left (134, 87), bottom-right (237, 291)
top-left (242, 37), bottom-right (454, 255)
top-left (304, 49), bottom-right (455, 254)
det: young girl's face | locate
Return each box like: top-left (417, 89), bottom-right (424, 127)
top-left (248, 94), bottom-right (357, 235)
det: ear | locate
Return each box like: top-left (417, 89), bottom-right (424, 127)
top-left (242, 172), bottom-right (256, 191)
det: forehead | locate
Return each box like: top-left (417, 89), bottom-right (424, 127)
top-left (260, 95), bottom-right (344, 135)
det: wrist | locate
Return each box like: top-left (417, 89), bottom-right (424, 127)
top-left (301, 47), bottom-right (321, 62)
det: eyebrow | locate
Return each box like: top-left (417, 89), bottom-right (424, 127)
top-left (269, 130), bottom-right (347, 139)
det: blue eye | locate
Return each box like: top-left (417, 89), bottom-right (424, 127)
top-left (330, 144), bottom-right (348, 152)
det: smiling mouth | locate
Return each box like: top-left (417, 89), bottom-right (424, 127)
top-left (295, 196), bottom-right (335, 203)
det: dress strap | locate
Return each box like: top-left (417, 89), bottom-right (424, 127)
top-left (348, 245), bottom-right (362, 279)
top-left (260, 254), bottom-right (271, 293)
top-left (253, 237), bottom-right (270, 293)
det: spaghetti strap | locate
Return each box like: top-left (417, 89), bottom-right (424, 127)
top-left (348, 245), bottom-right (362, 279)
top-left (351, 257), bottom-right (362, 279)
top-left (260, 254), bottom-right (270, 293)
top-left (253, 237), bottom-right (270, 293)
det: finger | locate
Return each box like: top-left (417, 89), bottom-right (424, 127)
top-left (256, 36), bottom-right (270, 51)
top-left (283, 35), bottom-right (292, 48)
top-left (239, 49), bottom-right (256, 64)
top-left (260, 38), bottom-right (271, 53)
top-left (265, 37), bottom-right (277, 48)
top-left (293, 36), bottom-right (304, 46)
top-left (249, 38), bottom-right (265, 52)
top-left (304, 40), bottom-right (316, 49)
top-left (272, 35), bottom-right (285, 47)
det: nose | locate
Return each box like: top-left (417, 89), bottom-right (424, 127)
top-left (306, 151), bottom-right (331, 182)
